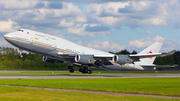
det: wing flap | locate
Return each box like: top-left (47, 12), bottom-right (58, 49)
top-left (93, 54), bottom-right (114, 60)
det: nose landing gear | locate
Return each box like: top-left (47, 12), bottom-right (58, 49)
top-left (19, 54), bottom-right (23, 58)
top-left (19, 49), bottom-right (23, 58)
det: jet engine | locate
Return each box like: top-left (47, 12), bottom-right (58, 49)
top-left (43, 56), bottom-right (64, 63)
top-left (75, 55), bottom-right (90, 64)
top-left (42, 56), bottom-right (56, 63)
top-left (113, 55), bottom-right (127, 65)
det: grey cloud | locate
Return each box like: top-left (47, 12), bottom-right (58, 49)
top-left (99, 10), bottom-right (113, 17)
top-left (16, 18), bottom-right (61, 29)
top-left (35, 2), bottom-right (45, 8)
top-left (48, 2), bottom-right (63, 9)
top-left (118, 2), bottom-right (159, 19)
top-left (118, 3), bottom-right (136, 13)
top-left (99, 11), bottom-right (120, 18)
top-left (86, 1), bottom-right (170, 29)
top-left (85, 25), bottom-right (111, 32)
top-left (34, 2), bottom-right (63, 9)
top-left (42, 0), bottom-right (167, 4)
top-left (23, 13), bottom-right (37, 18)
top-left (85, 16), bottom-right (100, 23)
top-left (42, 0), bottom-right (128, 3)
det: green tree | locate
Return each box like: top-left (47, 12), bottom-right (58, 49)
top-left (13, 59), bottom-right (23, 70)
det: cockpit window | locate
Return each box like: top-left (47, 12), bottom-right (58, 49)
top-left (17, 29), bottom-right (23, 32)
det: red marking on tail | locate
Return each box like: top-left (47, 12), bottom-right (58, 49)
top-left (147, 50), bottom-right (152, 59)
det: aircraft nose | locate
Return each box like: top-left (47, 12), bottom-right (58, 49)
top-left (4, 32), bottom-right (14, 39)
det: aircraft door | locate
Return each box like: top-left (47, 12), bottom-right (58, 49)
top-left (29, 38), bottom-right (34, 45)
top-left (82, 50), bottom-right (85, 54)
top-left (29, 38), bottom-right (34, 42)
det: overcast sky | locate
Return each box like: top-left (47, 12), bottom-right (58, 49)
top-left (0, 0), bottom-right (180, 52)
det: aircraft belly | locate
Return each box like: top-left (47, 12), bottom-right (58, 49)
top-left (104, 65), bottom-right (133, 71)
top-left (95, 62), bottom-right (142, 71)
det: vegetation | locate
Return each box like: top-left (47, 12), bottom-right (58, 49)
top-left (0, 47), bottom-right (180, 70)
top-left (0, 47), bottom-right (69, 70)
top-left (0, 86), bottom-right (177, 101)
top-left (0, 71), bottom-right (180, 76)
top-left (0, 78), bottom-right (180, 96)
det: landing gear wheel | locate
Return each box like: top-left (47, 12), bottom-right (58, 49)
top-left (82, 69), bottom-right (88, 73)
top-left (79, 69), bottom-right (83, 72)
top-left (69, 69), bottom-right (74, 73)
top-left (68, 66), bottom-right (74, 73)
top-left (82, 70), bottom-right (87, 73)
top-left (88, 70), bottom-right (92, 74)
top-left (81, 66), bottom-right (92, 74)
top-left (19, 55), bottom-right (23, 58)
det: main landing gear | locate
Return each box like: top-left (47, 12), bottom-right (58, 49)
top-left (68, 65), bottom-right (92, 74)
top-left (68, 66), bottom-right (74, 73)
top-left (79, 66), bottom-right (92, 74)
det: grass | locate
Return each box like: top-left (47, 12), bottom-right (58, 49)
top-left (0, 78), bottom-right (179, 96)
top-left (0, 86), bottom-right (178, 101)
top-left (0, 70), bottom-right (179, 75)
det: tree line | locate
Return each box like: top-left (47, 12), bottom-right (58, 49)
top-left (0, 47), bottom-right (179, 70)
top-left (0, 47), bottom-right (69, 70)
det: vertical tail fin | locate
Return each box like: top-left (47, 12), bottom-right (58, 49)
top-left (138, 42), bottom-right (163, 64)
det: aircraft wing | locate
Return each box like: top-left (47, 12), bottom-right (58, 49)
top-left (129, 50), bottom-right (176, 59)
top-left (58, 51), bottom-right (114, 58)
top-left (57, 52), bottom-right (114, 65)
top-left (57, 53), bottom-right (114, 60)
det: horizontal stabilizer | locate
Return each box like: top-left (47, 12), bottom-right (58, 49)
top-left (129, 50), bottom-right (176, 59)
top-left (160, 50), bottom-right (176, 57)
top-left (141, 64), bottom-right (174, 68)
top-left (130, 53), bottom-right (162, 58)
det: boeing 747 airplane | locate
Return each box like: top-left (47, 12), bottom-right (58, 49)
top-left (4, 29), bottom-right (175, 74)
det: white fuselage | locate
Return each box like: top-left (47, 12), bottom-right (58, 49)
top-left (4, 29), bottom-right (144, 71)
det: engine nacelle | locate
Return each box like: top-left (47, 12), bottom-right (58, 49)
top-left (43, 56), bottom-right (64, 63)
top-left (75, 55), bottom-right (90, 64)
top-left (113, 55), bottom-right (127, 65)
top-left (42, 56), bottom-right (56, 63)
